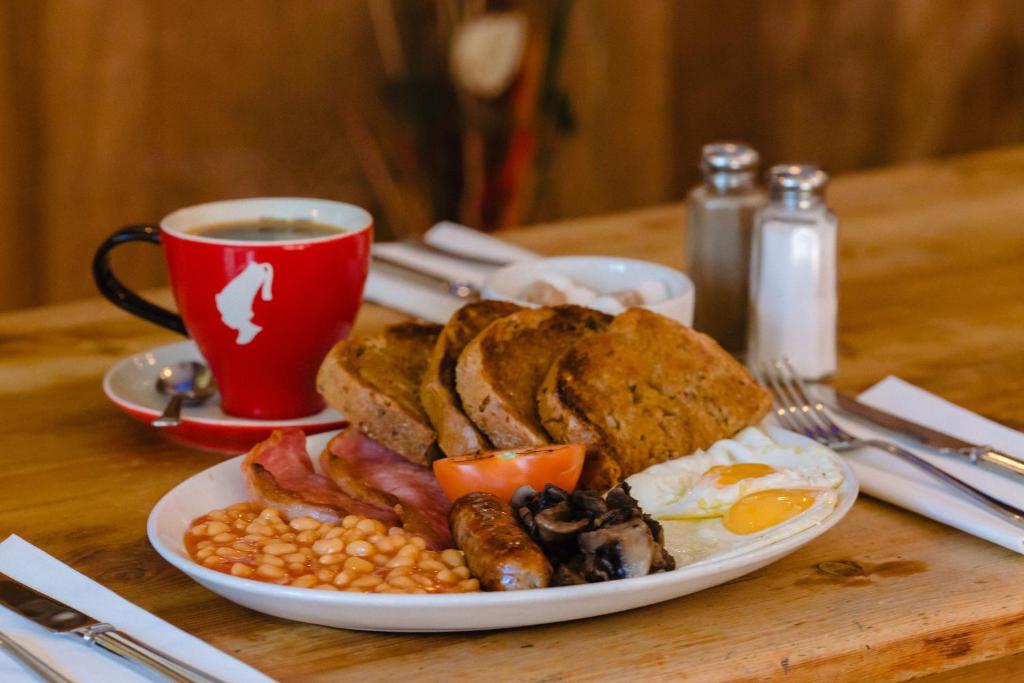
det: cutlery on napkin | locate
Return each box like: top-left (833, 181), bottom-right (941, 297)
top-left (817, 377), bottom-right (1024, 554)
top-left (364, 222), bottom-right (537, 321)
top-left (0, 535), bottom-right (273, 683)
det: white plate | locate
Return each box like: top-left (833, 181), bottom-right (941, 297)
top-left (147, 428), bottom-right (857, 632)
top-left (103, 341), bottom-right (345, 452)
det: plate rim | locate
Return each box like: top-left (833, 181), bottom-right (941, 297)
top-left (147, 426), bottom-right (859, 611)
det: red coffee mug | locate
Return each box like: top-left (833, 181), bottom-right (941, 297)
top-left (93, 198), bottom-right (372, 419)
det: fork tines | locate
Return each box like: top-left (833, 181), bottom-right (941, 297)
top-left (756, 362), bottom-right (1024, 527)
top-left (753, 358), bottom-right (845, 442)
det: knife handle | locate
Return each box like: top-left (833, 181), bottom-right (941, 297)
top-left (81, 625), bottom-right (228, 683)
top-left (978, 449), bottom-right (1024, 478)
top-left (865, 439), bottom-right (1024, 529)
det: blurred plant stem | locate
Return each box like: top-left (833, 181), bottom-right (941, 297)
top-left (345, 0), bottom-right (574, 238)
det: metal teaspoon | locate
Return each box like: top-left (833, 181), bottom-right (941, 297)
top-left (152, 361), bottom-right (216, 427)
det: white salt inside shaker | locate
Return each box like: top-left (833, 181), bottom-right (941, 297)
top-left (747, 165), bottom-right (837, 379)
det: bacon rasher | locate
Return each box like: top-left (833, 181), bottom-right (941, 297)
top-left (241, 428), bottom-right (452, 548)
top-left (321, 426), bottom-right (452, 549)
top-left (242, 429), bottom-right (399, 525)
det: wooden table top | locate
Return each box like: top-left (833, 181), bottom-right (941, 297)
top-left (2, 146), bottom-right (1024, 681)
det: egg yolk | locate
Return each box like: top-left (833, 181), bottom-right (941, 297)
top-left (705, 463), bottom-right (776, 486)
top-left (723, 489), bottom-right (817, 534)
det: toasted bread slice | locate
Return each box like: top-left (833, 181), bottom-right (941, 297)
top-left (420, 300), bottom-right (522, 456)
top-left (317, 322), bottom-right (442, 464)
top-left (456, 305), bottom-right (612, 449)
top-left (534, 395), bottom-right (623, 492)
top-left (538, 308), bottom-right (772, 486)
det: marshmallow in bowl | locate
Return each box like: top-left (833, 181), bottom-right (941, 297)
top-left (590, 296), bottom-right (626, 315)
top-left (520, 280), bottom-right (567, 306)
top-left (538, 273), bottom-right (575, 291)
top-left (519, 275), bottom-right (670, 312)
top-left (637, 279), bottom-right (669, 305)
top-left (565, 286), bottom-right (597, 306)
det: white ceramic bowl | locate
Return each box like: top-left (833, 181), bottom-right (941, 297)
top-left (148, 427), bottom-right (857, 632)
top-left (482, 256), bottom-right (695, 325)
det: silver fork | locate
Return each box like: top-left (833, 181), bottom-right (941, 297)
top-left (756, 358), bottom-right (1024, 530)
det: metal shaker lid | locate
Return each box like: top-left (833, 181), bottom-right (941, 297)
top-left (769, 164), bottom-right (829, 193)
top-left (701, 142), bottom-right (760, 173)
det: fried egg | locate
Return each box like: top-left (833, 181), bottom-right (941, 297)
top-left (626, 427), bottom-right (843, 519)
top-left (659, 487), bottom-right (839, 565)
top-left (625, 427), bottom-right (845, 566)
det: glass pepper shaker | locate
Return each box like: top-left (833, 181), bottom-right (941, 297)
top-left (747, 164), bottom-right (838, 379)
top-left (685, 142), bottom-right (767, 354)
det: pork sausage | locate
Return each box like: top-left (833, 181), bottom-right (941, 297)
top-left (450, 492), bottom-right (552, 590)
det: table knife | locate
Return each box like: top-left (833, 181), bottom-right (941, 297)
top-left (813, 385), bottom-right (1024, 479)
top-left (0, 574), bottom-right (227, 683)
top-left (370, 257), bottom-right (480, 299)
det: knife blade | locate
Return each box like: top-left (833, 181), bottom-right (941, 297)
top-left (0, 578), bottom-right (97, 632)
top-left (813, 385), bottom-right (1024, 478)
top-left (0, 574), bottom-right (227, 683)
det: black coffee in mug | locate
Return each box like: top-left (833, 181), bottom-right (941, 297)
top-left (188, 219), bottom-right (342, 242)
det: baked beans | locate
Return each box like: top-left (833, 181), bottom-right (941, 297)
top-left (185, 502), bottom-right (479, 594)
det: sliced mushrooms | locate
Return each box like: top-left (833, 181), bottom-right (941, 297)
top-left (512, 483), bottom-right (675, 585)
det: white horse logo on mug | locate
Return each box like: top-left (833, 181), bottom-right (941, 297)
top-left (215, 261), bottom-right (274, 344)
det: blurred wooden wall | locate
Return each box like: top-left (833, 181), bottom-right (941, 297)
top-left (1, 0), bottom-right (1022, 312)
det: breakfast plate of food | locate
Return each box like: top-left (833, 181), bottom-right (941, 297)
top-left (148, 302), bottom-right (857, 631)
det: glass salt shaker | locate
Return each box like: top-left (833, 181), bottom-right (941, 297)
top-left (747, 164), bottom-right (837, 379)
top-left (685, 142), bottom-right (767, 354)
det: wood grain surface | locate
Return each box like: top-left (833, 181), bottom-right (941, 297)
top-left (2, 146), bottom-right (1024, 681)
top-left (2, 0), bottom-right (1023, 311)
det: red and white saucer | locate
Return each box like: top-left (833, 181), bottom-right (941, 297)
top-left (103, 341), bottom-right (345, 453)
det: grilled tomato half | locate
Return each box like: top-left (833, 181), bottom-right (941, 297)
top-left (433, 444), bottom-right (585, 503)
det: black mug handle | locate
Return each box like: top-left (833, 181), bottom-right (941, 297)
top-left (92, 224), bottom-right (188, 336)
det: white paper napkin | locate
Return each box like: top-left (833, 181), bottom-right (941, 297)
top-left (0, 535), bottom-right (273, 683)
top-left (423, 221), bottom-right (537, 265)
top-left (363, 222), bottom-right (537, 322)
top-left (828, 377), bottom-right (1024, 554)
